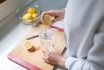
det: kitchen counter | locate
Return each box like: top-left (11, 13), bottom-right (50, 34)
top-left (0, 16), bottom-right (32, 70)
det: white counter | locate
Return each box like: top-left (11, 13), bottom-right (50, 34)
top-left (0, 17), bottom-right (32, 70)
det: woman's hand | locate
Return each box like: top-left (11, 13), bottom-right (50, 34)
top-left (42, 46), bottom-right (65, 68)
top-left (41, 9), bottom-right (65, 23)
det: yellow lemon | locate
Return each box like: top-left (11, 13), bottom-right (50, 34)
top-left (25, 41), bottom-right (33, 50)
top-left (27, 7), bottom-right (37, 14)
top-left (32, 13), bottom-right (38, 19)
top-left (24, 19), bottom-right (33, 23)
top-left (43, 15), bottom-right (54, 26)
top-left (22, 13), bottom-right (32, 20)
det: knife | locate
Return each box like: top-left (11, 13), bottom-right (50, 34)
top-left (26, 35), bottom-right (39, 40)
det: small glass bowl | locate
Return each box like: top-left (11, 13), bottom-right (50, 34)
top-left (15, 0), bottom-right (42, 26)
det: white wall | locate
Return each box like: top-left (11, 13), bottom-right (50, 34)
top-left (0, 0), bottom-right (26, 21)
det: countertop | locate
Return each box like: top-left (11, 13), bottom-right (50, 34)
top-left (0, 18), bottom-right (32, 70)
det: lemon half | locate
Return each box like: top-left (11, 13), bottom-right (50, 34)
top-left (25, 41), bottom-right (33, 50)
top-left (43, 15), bottom-right (54, 26)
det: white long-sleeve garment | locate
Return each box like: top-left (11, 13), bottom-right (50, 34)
top-left (64, 0), bottom-right (104, 70)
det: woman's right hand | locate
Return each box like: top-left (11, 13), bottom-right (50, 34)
top-left (41, 9), bottom-right (65, 23)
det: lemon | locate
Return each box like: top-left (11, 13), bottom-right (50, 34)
top-left (22, 7), bottom-right (38, 23)
top-left (25, 19), bottom-right (34, 23)
top-left (43, 15), bottom-right (54, 26)
top-left (22, 13), bottom-right (32, 20)
top-left (32, 13), bottom-right (38, 19)
top-left (25, 41), bottom-right (33, 50)
top-left (27, 7), bottom-right (37, 14)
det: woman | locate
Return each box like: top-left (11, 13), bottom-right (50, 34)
top-left (41, 0), bottom-right (104, 70)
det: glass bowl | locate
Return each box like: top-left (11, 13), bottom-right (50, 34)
top-left (15, 0), bottom-right (42, 26)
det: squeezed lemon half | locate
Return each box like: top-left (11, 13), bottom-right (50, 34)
top-left (43, 15), bottom-right (54, 26)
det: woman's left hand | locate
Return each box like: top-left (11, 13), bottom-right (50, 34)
top-left (42, 46), bottom-right (65, 68)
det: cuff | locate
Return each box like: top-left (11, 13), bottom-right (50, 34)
top-left (65, 57), bottom-right (79, 69)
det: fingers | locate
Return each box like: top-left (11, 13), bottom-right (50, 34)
top-left (42, 56), bottom-right (49, 63)
top-left (42, 48), bottom-right (50, 63)
top-left (42, 48), bottom-right (50, 55)
top-left (52, 17), bottom-right (62, 23)
top-left (40, 10), bottom-right (64, 23)
top-left (41, 47), bottom-right (61, 65)
top-left (41, 46), bottom-right (56, 61)
top-left (50, 45), bottom-right (55, 52)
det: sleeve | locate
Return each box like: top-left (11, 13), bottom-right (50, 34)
top-left (65, 19), bottom-right (104, 70)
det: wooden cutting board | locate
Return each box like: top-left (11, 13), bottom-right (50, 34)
top-left (8, 25), bottom-right (66, 70)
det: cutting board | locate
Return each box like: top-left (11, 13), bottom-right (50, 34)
top-left (8, 25), bottom-right (66, 70)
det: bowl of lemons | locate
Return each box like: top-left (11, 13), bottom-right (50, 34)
top-left (16, 0), bottom-right (42, 26)
top-left (22, 7), bottom-right (39, 25)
